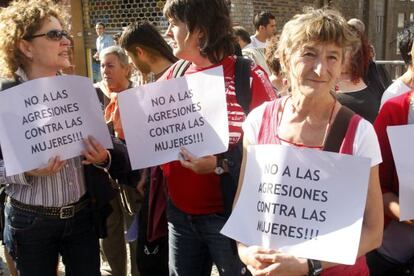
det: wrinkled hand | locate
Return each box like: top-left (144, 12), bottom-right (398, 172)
top-left (81, 135), bottom-right (108, 165)
top-left (26, 156), bottom-right (67, 177)
top-left (179, 147), bottom-right (216, 174)
top-left (239, 246), bottom-right (276, 272)
top-left (239, 245), bottom-right (307, 276)
top-left (248, 252), bottom-right (308, 276)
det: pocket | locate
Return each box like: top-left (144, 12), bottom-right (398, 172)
top-left (7, 206), bottom-right (38, 232)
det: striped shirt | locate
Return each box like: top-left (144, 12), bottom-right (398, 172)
top-left (0, 157), bottom-right (86, 207)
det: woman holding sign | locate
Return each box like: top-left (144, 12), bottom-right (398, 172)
top-left (236, 8), bottom-right (383, 276)
top-left (368, 44), bottom-right (414, 275)
top-left (0, 1), bottom-right (128, 275)
top-left (161, 0), bottom-right (275, 275)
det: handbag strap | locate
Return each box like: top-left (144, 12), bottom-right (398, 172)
top-left (323, 105), bottom-right (356, 153)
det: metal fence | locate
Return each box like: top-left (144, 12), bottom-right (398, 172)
top-left (375, 60), bottom-right (406, 80)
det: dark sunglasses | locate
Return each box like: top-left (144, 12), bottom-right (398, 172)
top-left (24, 30), bottom-right (70, 41)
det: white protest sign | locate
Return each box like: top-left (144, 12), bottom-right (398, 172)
top-left (387, 125), bottom-right (414, 221)
top-left (221, 144), bottom-right (371, 265)
top-left (0, 75), bottom-right (112, 176)
top-left (118, 66), bottom-right (229, 169)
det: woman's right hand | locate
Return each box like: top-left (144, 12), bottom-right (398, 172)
top-left (25, 156), bottom-right (66, 177)
top-left (238, 244), bottom-right (309, 276)
top-left (238, 244), bottom-right (276, 273)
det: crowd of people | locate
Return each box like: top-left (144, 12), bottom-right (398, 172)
top-left (0, 0), bottom-right (412, 275)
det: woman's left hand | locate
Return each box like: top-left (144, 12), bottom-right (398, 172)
top-left (81, 135), bottom-right (109, 165)
top-left (178, 147), bottom-right (216, 174)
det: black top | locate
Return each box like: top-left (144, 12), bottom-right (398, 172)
top-left (336, 84), bottom-right (381, 123)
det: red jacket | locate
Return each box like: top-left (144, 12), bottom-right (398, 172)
top-left (374, 90), bottom-right (413, 224)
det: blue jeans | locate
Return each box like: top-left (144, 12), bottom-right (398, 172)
top-left (167, 201), bottom-right (248, 276)
top-left (3, 201), bottom-right (100, 276)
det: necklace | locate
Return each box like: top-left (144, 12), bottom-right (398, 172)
top-left (276, 96), bottom-right (336, 149)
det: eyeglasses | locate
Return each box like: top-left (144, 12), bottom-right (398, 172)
top-left (24, 30), bottom-right (70, 41)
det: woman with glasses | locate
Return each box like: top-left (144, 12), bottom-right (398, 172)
top-left (0, 1), bottom-right (128, 275)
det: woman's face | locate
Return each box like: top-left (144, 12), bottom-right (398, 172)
top-left (25, 16), bottom-right (71, 74)
top-left (100, 53), bottom-right (129, 92)
top-left (165, 17), bottom-right (201, 61)
top-left (288, 41), bottom-right (343, 97)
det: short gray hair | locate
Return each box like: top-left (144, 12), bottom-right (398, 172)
top-left (347, 18), bottom-right (365, 33)
top-left (99, 46), bottom-right (129, 68)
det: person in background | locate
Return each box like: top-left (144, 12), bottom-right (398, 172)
top-left (367, 41), bottom-right (414, 276)
top-left (250, 11), bottom-right (276, 52)
top-left (237, 8), bottom-right (383, 276)
top-left (380, 28), bottom-right (414, 107)
top-left (0, 1), bottom-right (129, 275)
top-left (233, 26), bottom-right (271, 76)
top-left (367, 32), bottom-right (414, 276)
top-left (93, 22), bottom-right (114, 82)
top-left (347, 18), bottom-right (391, 100)
top-left (265, 36), bottom-right (289, 96)
top-left (95, 46), bottom-right (140, 276)
top-left (162, 0), bottom-right (275, 275)
top-left (94, 22), bottom-right (115, 62)
top-left (336, 23), bottom-right (381, 123)
top-left (120, 21), bottom-right (178, 276)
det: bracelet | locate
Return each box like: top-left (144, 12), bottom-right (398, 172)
top-left (93, 150), bottom-right (112, 170)
top-left (307, 259), bottom-right (322, 276)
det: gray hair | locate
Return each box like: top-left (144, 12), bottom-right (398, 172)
top-left (347, 18), bottom-right (365, 33)
top-left (99, 46), bottom-right (129, 68)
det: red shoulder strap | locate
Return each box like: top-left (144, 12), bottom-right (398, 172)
top-left (339, 114), bottom-right (362, 155)
top-left (257, 99), bottom-right (282, 144)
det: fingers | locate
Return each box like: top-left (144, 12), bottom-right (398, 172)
top-left (82, 136), bottom-right (108, 165)
top-left (83, 136), bottom-right (101, 156)
top-left (179, 147), bottom-right (195, 170)
top-left (255, 252), bottom-right (280, 263)
top-left (249, 263), bottom-right (280, 276)
top-left (50, 157), bottom-right (66, 173)
top-left (178, 148), bottom-right (217, 174)
top-left (26, 156), bottom-right (66, 176)
top-left (179, 147), bottom-right (194, 162)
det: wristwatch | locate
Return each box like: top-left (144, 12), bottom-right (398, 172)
top-left (214, 155), bottom-right (228, 175)
top-left (307, 259), bottom-right (322, 276)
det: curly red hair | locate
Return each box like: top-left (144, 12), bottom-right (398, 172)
top-left (348, 27), bottom-right (373, 83)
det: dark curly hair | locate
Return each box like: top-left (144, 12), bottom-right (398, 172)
top-left (163, 0), bottom-right (235, 64)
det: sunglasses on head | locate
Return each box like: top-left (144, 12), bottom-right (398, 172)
top-left (24, 30), bottom-right (70, 41)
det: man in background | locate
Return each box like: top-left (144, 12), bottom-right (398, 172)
top-left (250, 11), bottom-right (276, 51)
top-left (93, 22), bottom-right (115, 81)
top-left (234, 26), bottom-right (271, 75)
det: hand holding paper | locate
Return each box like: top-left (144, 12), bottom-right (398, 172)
top-left (0, 75), bottom-right (113, 176)
top-left (81, 135), bottom-right (109, 165)
top-left (179, 147), bottom-right (216, 174)
top-left (26, 156), bottom-right (67, 177)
